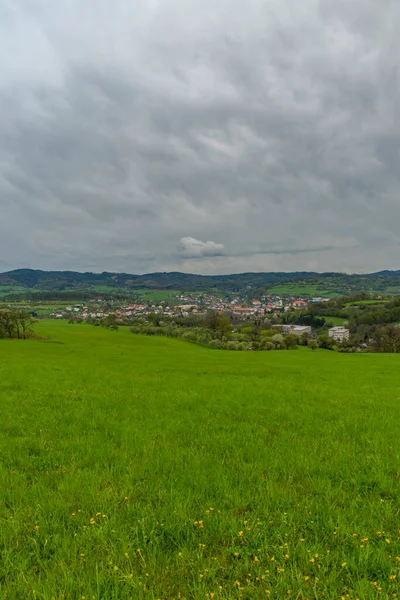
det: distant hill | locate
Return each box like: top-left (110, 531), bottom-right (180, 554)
top-left (0, 268), bottom-right (400, 297)
top-left (0, 269), bottom-right (315, 293)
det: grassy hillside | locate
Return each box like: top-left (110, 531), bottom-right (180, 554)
top-left (267, 273), bottom-right (400, 297)
top-left (266, 284), bottom-right (339, 297)
top-left (323, 316), bottom-right (347, 326)
top-left (0, 269), bottom-right (314, 295)
top-left (1, 268), bottom-right (400, 297)
top-left (1, 322), bottom-right (400, 598)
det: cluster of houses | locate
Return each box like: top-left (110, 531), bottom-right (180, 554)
top-left (50, 293), bottom-right (329, 322)
top-left (48, 296), bottom-right (350, 342)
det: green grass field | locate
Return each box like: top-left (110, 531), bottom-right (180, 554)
top-left (133, 289), bottom-right (181, 302)
top-left (268, 284), bottom-right (339, 298)
top-left (1, 322), bottom-right (400, 599)
top-left (0, 285), bottom-right (28, 297)
top-left (324, 316), bottom-right (347, 326)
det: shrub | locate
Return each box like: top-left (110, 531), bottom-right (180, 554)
top-left (285, 334), bottom-right (298, 349)
top-left (237, 343), bottom-right (248, 351)
top-left (227, 341), bottom-right (238, 351)
top-left (271, 334), bottom-right (286, 350)
top-left (209, 339), bottom-right (223, 349)
top-left (307, 339), bottom-right (319, 351)
top-left (182, 331), bottom-right (197, 342)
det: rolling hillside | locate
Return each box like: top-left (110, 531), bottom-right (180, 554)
top-left (1, 268), bottom-right (400, 296)
top-left (1, 321), bottom-right (400, 598)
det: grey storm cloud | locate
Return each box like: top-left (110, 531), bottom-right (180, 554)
top-left (0, 0), bottom-right (399, 274)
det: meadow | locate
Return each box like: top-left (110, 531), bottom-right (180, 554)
top-left (267, 285), bottom-right (339, 298)
top-left (1, 321), bottom-right (400, 599)
top-left (323, 316), bottom-right (347, 326)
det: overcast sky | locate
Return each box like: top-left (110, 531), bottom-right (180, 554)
top-left (1, 0), bottom-right (399, 275)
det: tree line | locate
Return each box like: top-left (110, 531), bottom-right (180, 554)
top-left (127, 311), bottom-right (308, 351)
top-left (79, 303), bottom-right (400, 353)
top-left (0, 310), bottom-right (35, 339)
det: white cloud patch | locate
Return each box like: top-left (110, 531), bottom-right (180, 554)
top-left (178, 237), bottom-right (226, 258)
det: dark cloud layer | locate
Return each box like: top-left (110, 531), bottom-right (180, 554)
top-left (1, 0), bottom-right (399, 274)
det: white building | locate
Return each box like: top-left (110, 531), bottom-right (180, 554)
top-left (273, 325), bottom-right (312, 336)
top-left (288, 325), bottom-right (312, 337)
top-left (328, 326), bottom-right (350, 342)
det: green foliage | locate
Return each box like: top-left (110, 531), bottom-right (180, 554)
top-left (0, 268), bottom-right (317, 294)
top-left (1, 321), bottom-right (400, 598)
top-left (266, 272), bottom-right (400, 296)
top-left (259, 328), bottom-right (278, 337)
top-left (271, 333), bottom-right (286, 350)
top-left (374, 326), bottom-right (400, 353)
top-left (129, 320), bottom-right (300, 352)
top-left (281, 312), bottom-right (326, 329)
top-left (0, 309), bottom-right (34, 339)
top-left (204, 311), bottom-right (232, 340)
top-left (285, 334), bottom-right (298, 349)
top-left (308, 339), bottom-right (319, 351)
top-left (318, 334), bottom-right (335, 350)
top-left (3, 268), bottom-right (400, 298)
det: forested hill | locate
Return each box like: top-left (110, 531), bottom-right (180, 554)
top-left (1, 268), bottom-right (400, 295)
top-left (0, 269), bottom-right (314, 292)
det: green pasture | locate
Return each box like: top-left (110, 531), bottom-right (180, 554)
top-left (268, 284), bottom-right (338, 297)
top-left (0, 286), bottom-right (27, 297)
top-left (0, 321), bottom-right (400, 599)
top-left (324, 316), bottom-right (347, 326)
